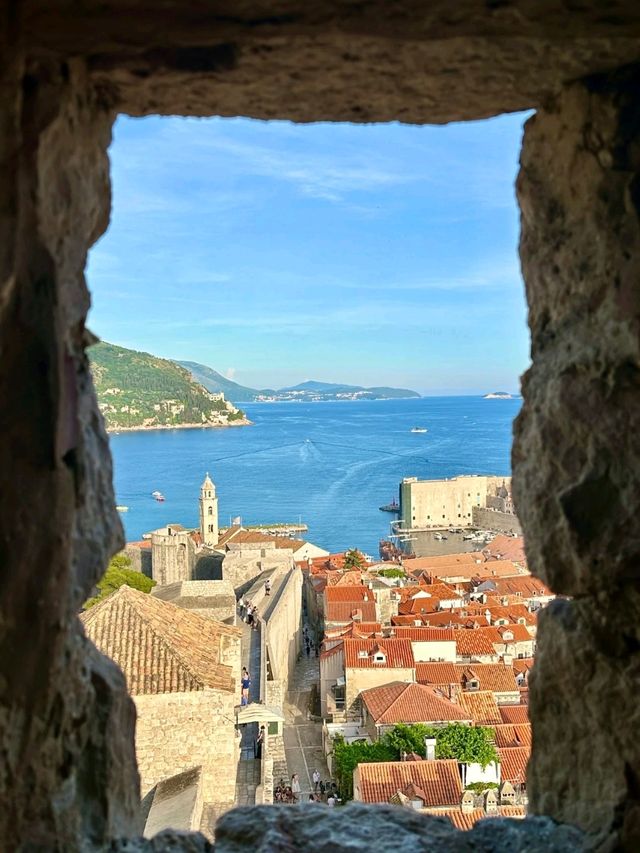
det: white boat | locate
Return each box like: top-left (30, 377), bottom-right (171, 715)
top-left (410, 427), bottom-right (428, 434)
top-left (116, 505), bottom-right (129, 513)
top-left (151, 490), bottom-right (162, 497)
top-left (434, 533), bottom-right (443, 541)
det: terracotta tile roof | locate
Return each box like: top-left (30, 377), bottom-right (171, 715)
top-left (483, 535), bottom-right (526, 564)
top-left (357, 759), bottom-right (462, 807)
top-left (423, 612), bottom-right (490, 629)
top-left (325, 621), bottom-right (383, 640)
top-left (497, 746), bottom-right (530, 785)
top-left (415, 662), bottom-right (460, 687)
top-left (455, 629), bottom-right (499, 658)
top-left (435, 808), bottom-right (487, 831)
top-left (492, 576), bottom-right (553, 597)
top-left (455, 663), bottom-right (519, 694)
top-left (398, 583), bottom-right (460, 602)
top-left (493, 723), bottom-right (532, 748)
top-left (499, 705), bottom-right (530, 724)
top-left (325, 585), bottom-right (370, 603)
top-left (224, 529), bottom-right (303, 550)
top-left (81, 585), bottom-right (240, 695)
top-left (512, 658), bottom-right (535, 676)
top-left (484, 604), bottom-right (536, 626)
top-left (216, 525), bottom-right (243, 547)
top-left (495, 623), bottom-right (534, 643)
top-left (344, 638), bottom-right (415, 669)
top-left (458, 691), bottom-right (502, 725)
top-left (319, 641), bottom-right (344, 661)
top-left (126, 540), bottom-right (151, 549)
top-left (472, 561), bottom-right (528, 581)
top-left (360, 681), bottom-right (472, 725)
top-left (404, 553), bottom-right (485, 573)
top-left (331, 571), bottom-right (368, 586)
top-left (392, 626), bottom-right (456, 642)
top-left (435, 806), bottom-right (526, 829)
top-left (325, 601), bottom-right (378, 623)
top-left (398, 597), bottom-right (442, 616)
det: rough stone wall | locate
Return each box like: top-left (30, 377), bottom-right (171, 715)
top-left (134, 689), bottom-right (237, 806)
top-left (222, 546), bottom-right (293, 592)
top-left (472, 506), bottom-right (522, 535)
top-left (264, 568), bottom-right (302, 685)
top-left (514, 67), bottom-right (640, 849)
top-left (124, 544), bottom-right (153, 578)
top-left (151, 530), bottom-right (196, 586)
top-left (0, 48), bottom-right (141, 849)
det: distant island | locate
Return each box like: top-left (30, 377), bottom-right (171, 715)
top-left (483, 391), bottom-right (515, 399)
top-left (179, 361), bottom-right (420, 403)
top-left (90, 343), bottom-right (250, 431)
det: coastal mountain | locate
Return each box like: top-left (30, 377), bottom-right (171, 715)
top-left (177, 360), bottom-right (274, 402)
top-left (179, 362), bottom-right (420, 403)
top-left (90, 342), bottom-right (248, 430)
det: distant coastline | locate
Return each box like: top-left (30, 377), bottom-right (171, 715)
top-left (107, 419), bottom-right (252, 434)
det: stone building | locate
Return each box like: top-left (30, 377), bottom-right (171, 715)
top-left (399, 475), bottom-right (516, 531)
top-left (199, 472), bottom-right (219, 547)
top-left (151, 579), bottom-right (237, 624)
top-left (81, 586), bottom-right (241, 814)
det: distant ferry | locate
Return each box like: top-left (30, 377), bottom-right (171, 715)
top-left (410, 427), bottom-right (428, 434)
top-left (379, 498), bottom-right (400, 513)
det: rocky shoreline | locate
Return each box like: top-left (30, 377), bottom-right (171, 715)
top-left (106, 418), bottom-right (252, 434)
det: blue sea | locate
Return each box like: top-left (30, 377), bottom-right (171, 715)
top-left (110, 396), bottom-right (521, 556)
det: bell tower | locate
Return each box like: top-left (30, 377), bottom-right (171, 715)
top-left (199, 472), bottom-right (219, 547)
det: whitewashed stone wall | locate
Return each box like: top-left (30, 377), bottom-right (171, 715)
top-left (134, 689), bottom-right (237, 805)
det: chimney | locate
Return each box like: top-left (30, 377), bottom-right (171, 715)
top-left (424, 737), bottom-right (436, 761)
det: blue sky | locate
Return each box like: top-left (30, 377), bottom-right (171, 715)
top-left (87, 113), bottom-right (532, 395)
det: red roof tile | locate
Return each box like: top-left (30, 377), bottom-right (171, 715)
top-left (415, 662), bottom-right (460, 687)
top-left (357, 759), bottom-right (462, 807)
top-left (392, 626), bottom-right (456, 642)
top-left (455, 630), bottom-right (499, 658)
top-left (455, 663), bottom-right (519, 694)
top-left (497, 746), bottom-right (530, 785)
top-left (360, 681), bottom-right (471, 725)
top-left (344, 638), bottom-right (415, 669)
top-left (458, 691), bottom-right (502, 725)
top-left (325, 601), bottom-right (378, 623)
top-left (325, 585), bottom-right (370, 603)
top-left (483, 535), bottom-right (527, 564)
top-left (81, 586), bottom-right (240, 695)
top-left (493, 723), bottom-right (532, 748)
top-left (499, 705), bottom-right (530, 724)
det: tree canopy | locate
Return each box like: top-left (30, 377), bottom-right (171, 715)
top-left (83, 553), bottom-right (156, 609)
top-left (343, 549), bottom-right (366, 570)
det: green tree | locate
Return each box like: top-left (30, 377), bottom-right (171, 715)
top-left (377, 567), bottom-right (405, 579)
top-left (332, 735), bottom-right (395, 800)
top-left (343, 549), bottom-right (365, 570)
top-left (382, 722), bottom-right (433, 756)
top-left (84, 554), bottom-right (156, 609)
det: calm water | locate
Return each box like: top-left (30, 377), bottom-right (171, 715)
top-left (110, 396), bottom-right (521, 555)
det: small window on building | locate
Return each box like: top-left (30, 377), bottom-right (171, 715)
top-left (373, 653), bottom-right (386, 663)
top-left (208, 524), bottom-right (214, 533)
top-left (358, 650), bottom-right (368, 659)
top-left (208, 506), bottom-right (213, 515)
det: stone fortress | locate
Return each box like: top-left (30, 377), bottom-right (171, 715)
top-left (400, 475), bottom-right (521, 536)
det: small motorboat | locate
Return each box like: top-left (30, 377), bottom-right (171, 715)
top-left (379, 498), bottom-right (400, 513)
top-left (151, 490), bottom-right (162, 497)
top-left (155, 494), bottom-right (165, 502)
top-left (116, 505), bottom-right (129, 513)
top-left (410, 427), bottom-right (428, 434)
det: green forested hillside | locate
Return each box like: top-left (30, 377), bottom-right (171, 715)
top-left (90, 342), bottom-right (246, 430)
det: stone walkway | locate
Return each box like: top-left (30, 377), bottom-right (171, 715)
top-left (282, 653), bottom-right (331, 799)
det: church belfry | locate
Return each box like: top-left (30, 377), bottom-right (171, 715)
top-left (199, 472), bottom-right (219, 546)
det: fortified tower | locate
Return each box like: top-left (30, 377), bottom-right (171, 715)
top-left (199, 472), bottom-right (219, 547)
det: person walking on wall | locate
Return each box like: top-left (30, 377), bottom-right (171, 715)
top-left (312, 769), bottom-right (320, 792)
top-left (241, 667), bottom-right (251, 705)
top-left (265, 578), bottom-right (271, 595)
top-left (291, 773), bottom-right (301, 802)
top-left (255, 725), bottom-right (265, 759)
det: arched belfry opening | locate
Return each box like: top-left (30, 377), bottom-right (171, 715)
top-left (2, 4), bottom-right (640, 850)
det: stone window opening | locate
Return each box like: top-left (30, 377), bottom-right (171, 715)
top-left (4, 8), bottom-right (640, 852)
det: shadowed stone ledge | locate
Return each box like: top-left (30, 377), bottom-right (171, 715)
top-left (210, 804), bottom-right (585, 852)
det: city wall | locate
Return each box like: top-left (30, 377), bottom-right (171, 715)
top-left (472, 507), bottom-right (522, 535)
top-left (222, 543), bottom-right (294, 593)
top-left (134, 690), bottom-right (237, 805)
